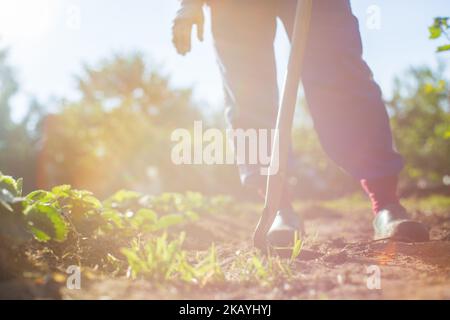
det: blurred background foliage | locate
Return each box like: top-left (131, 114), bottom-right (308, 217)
top-left (389, 62), bottom-right (449, 194)
top-left (0, 44), bottom-right (448, 200)
top-left (0, 49), bottom-right (44, 193)
top-left (428, 17), bottom-right (450, 52)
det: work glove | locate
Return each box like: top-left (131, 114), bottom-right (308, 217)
top-left (172, 0), bottom-right (205, 55)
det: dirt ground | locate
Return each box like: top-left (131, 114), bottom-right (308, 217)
top-left (56, 196), bottom-right (450, 300)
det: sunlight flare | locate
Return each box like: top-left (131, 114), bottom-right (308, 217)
top-left (0, 0), bottom-right (56, 39)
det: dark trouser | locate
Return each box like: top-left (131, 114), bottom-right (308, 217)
top-left (210, 0), bottom-right (403, 190)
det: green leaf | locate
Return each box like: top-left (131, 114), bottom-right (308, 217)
top-left (0, 174), bottom-right (21, 197)
top-left (110, 190), bottom-right (142, 202)
top-left (155, 214), bottom-right (184, 230)
top-left (437, 44), bottom-right (450, 52)
top-left (80, 195), bottom-right (102, 209)
top-left (25, 190), bottom-right (53, 204)
top-left (102, 209), bottom-right (124, 228)
top-left (429, 25), bottom-right (442, 39)
top-left (24, 204), bottom-right (69, 242)
top-left (103, 189), bottom-right (142, 208)
top-left (185, 210), bottom-right (199, 221)
top-left (130, 209), bottom-right (158, 229)
top-left (251, 255), bottom-right (268, 278)
top-left (51, 185), bottom-right (72, 196)
top-left (443, 18), bottom-right (449, 28)
top-left (121, 248), bottom-right (146, 278)
top-left (290, 232), bottom-right (303, 261)
top-left (16, 178), bottom-right (23, 197)
top-left (28, 226), bottom-right (51, 242)
top-left (443, 130), bottom-right (450, 140)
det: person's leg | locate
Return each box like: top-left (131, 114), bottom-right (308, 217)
top-left (278, 0), bottom-right (428, 241)
top-left (279, 0), bottom-right (403, 214)
top-left (209, 0), bottom-right (279, 191)
top-left (210, 1), bottom-right (302, 244)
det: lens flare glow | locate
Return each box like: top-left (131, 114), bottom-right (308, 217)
top-left (0, 0), bottom-right (56, 39)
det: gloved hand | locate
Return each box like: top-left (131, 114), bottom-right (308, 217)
top-left (172, 0), bottom-right (205, 55)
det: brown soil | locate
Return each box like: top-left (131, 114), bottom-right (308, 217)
top-left (60, 198), bottom-right (450, 300)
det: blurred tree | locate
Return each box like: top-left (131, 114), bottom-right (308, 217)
top-left (40, 53), bottom-right (240, 197)
top-left (388, 62), bottom-right (450, 192)
top-left (0, 47), bottom-right (43, 192)
top-left (291, 125), bottom-right (357, 199)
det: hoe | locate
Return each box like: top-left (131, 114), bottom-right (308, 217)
top-left (253, 0), bottom-right (313, 250)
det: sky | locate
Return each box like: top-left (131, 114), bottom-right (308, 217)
top-left (0, 0), bottom-right (449, 120)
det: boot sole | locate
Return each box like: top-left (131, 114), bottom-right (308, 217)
top-left (374, 220), bottom-right (429, 242)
